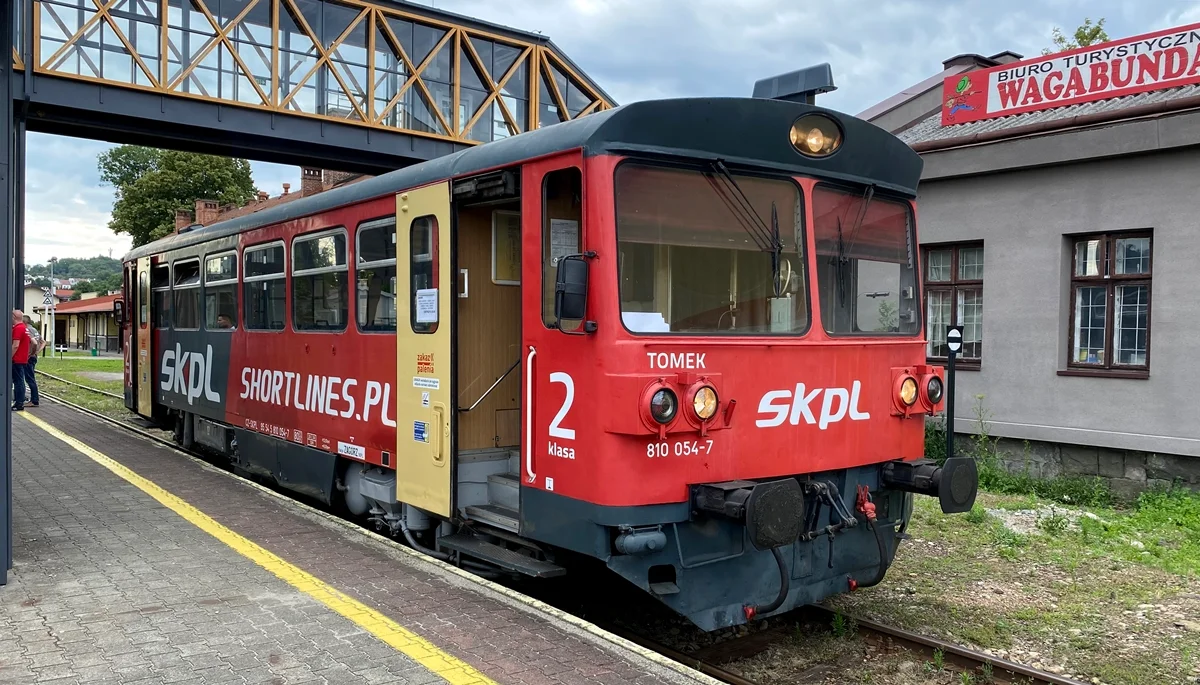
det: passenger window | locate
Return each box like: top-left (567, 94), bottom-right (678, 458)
top-left (173, 260), bottom-right (201, 330)
top-left (409, 216), bottom-right (438, 334)
top-left (204, 252), bottom-right (238, 331)
top-left (292, 230), bottom-right (349, 331)
top-left (151, 264), bottom-right (170, 329)
top-left (357, 217), bottom-right (398, 332)
top-left (542, 168), bottom-right (583, 330)
top-left (138, 271), bottom-right (149, 328)
top-left (244, 243), bottom-right (286, 331)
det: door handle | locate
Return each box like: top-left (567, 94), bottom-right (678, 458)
top-left (459, 269), bottom-right (469, 299)
top-left (524, 346), bottom-right (536, 484)
top-left (431, 403), bottom-right (446, 465)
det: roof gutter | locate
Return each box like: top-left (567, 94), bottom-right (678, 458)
top-left (910, 94), bottom-right (1200, 153)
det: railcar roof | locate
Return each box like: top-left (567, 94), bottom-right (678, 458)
top-left (124, 97), bottom-right (921, 262)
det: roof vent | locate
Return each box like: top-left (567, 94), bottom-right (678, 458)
top-left (752, 64), bottom-right (837, 105)
top-left (178, 223), bottom-right (202, 234)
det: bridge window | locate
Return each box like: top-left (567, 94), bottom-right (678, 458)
top-left (357, 218), bottom-right (398, 333)
top-left (151, 264), bottom-right (171, 329)
top-left (293, 229), bottom-right (349, 332)
top-left (244, 242), bottom-right (286, 331)
top-left (409, 216), bottom-right (439, 334)
top-left (173, 259), bottom-right (202, 330)
top-left (204, 252), bottom-right (238, 331)
top-left (542, 168), bottom-right (582, 330)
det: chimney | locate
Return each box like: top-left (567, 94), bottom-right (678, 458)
top-left (752, 63), bottom-right (837, 105)
top-left (194, 199), bottom-right (220, 225)
top-left (257, 190), bottom-right (269, 202)
top-left (988, 51), bottom-right (1024, 65)
top-left (282, 182), bottom-right (291, 195)
top-left (942, 53), bottom-right (1000, 70)
top-left (301, 167), bottom-right (323, 196)
top-left (175, 209), bottom-right (193, 232)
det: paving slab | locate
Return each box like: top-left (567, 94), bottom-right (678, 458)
top-left (0, 402), bottom-right (714, 685)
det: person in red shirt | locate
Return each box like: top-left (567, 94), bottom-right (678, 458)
top-left (12, 309), bottom-right (29, 411)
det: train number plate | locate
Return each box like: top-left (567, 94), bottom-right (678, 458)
top-left (646, 440), bottom-right (713, 458)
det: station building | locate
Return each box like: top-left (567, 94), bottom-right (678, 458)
top-left (860, 22), bottom-right (1200, 497)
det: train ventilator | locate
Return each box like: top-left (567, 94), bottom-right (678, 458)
top-left (118, 96), bottom-right (978, 631)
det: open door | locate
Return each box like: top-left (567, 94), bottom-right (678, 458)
top-left (135, 257), bottom-right (153, 416)
top-left (395, 182), bottom-right (454, 518)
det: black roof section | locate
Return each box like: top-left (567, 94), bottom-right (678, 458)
top-left (124, 98), bottom-right (922, 261)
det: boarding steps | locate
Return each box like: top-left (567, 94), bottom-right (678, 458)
top-left (452, 472), bottom-right (565, 578)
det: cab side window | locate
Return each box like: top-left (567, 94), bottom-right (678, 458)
top-left (541, 168), bottom-right (583, 330)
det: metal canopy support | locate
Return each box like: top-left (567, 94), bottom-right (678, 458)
top-left (1, 0), bottom-right (16, 585)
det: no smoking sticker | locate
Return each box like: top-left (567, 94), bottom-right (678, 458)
top-left (421, 391), bottom-right (430, 407)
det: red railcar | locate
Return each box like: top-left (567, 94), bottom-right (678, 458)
top-left (121, 97), bottom-right (977, 630)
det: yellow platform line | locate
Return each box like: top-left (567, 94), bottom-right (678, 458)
top-left (19, 412), bottom-right (496, 685)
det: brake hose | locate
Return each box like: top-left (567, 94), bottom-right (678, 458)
top-left (743, 547), bottom-right (789, 621)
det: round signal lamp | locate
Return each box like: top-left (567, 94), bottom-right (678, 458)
top-left (692, 386), bottom-right (718, 421)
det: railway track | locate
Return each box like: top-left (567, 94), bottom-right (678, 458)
top-left (34, 375), bottom-right (1088, 685)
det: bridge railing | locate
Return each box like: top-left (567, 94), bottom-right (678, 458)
top-left (14, 0), bottom-right (613, 144)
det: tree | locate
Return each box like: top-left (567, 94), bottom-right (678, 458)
top-left (98, 146), bottom-right (257, 247)
top-left (1043, 18), bottom-right (1109, 55)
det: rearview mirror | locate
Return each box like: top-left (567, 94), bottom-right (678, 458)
top-left (114, 299), bottom-right (125, 326)
top-left (554, 255), bottom-right (589, 327)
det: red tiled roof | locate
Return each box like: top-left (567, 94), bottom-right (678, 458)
top-left (55, 294), bottom-right (120, 314)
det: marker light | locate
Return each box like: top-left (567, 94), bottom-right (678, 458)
top-left (789, 114), bottom-right (843, 157)
top-left (650, 388), bottom-right (678, 424)
top-left (899, 377), bottom-right (918, 406)
top-left (926, 376), bottom-right (944, 404)
top-left (692, 386), bottom-right (718, 421)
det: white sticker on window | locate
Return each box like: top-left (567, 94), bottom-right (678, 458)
top-left (415, 288), bottom-right (438, 323)
top-left (549, 219), bottom-right (578, 266)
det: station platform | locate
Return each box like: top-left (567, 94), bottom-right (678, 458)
top-left (0, 402), bottom-right (713, 685)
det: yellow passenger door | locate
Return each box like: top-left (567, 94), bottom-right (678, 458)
top-left (136, 257), bottom-right (153, 416)
top-left (395, 183), bottom-right (454, 518)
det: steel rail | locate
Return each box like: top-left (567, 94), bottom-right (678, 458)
top-left (35, 386), bottom-right (1085, 685)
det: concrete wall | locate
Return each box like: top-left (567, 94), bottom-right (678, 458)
top-left (917, 146), bottom-right (1200, 460)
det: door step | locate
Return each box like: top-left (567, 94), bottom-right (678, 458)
top-left (487, 472), bottom-right (519, 511)
top-left (126, 416), bottom-right (157, 429)
top-left (463, 504), bottom-right (519, 534)
top-left (438, 533), bottom-right (565, 578)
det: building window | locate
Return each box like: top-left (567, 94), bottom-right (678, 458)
top-left (542, 167), bottom-right (582, 330)
top-left (172, 259), bottom-right (201, 330)
top-left (204, 251), bottom-right (238, 330)
top-left (922, 243), bottom-right (983, 364)
top-left (1068, 231), bottom-right (1151, 375)
top-left (409, 215), bottom-right (439, 334)
top-left (150, 264), bottom-right (170, 329)
top-left (244, 242), bottom-right (286, 331)
top-left (293, 229), bottom-right (349, 331)
top-left (357, 217), bottom-right (398, 332)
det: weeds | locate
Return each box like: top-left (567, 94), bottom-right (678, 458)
top-left (978, 661), bottom-right (994, 683)
top-left (965, 504), bottom-right (989, 525)
top-left (830, 611), bottom-right (857, 638)
top-left (1036, 512), bottom-right (1069, 536)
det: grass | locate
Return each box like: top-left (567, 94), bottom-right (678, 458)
top-left (36, 355), bottom-right (124, 395)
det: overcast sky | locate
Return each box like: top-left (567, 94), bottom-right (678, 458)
top-left (24, 0), bottom-right (1200, 266)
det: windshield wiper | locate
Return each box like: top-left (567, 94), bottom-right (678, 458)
top-left (702, 160), bottom-right (786, 296)
top-left (830, 184), bottom-right (876, 306)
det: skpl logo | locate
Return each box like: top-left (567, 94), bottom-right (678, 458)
top-left (756, 381), bottom-right (870, 430)
top-left (160, 343), bottom-right (221, 406)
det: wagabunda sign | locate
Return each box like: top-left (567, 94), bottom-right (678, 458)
top-left (941, 22), bottom-right (1200, 126)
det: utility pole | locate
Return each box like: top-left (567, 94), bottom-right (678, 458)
top-left (48, 257), bottom-right (57, 353)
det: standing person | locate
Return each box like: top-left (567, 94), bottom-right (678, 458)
top-left (22, 315), bottom-right (42, 407)
top-left (11, 309), bottom-right (29, 412)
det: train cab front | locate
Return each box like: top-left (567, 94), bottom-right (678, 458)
top-left (529, 100), bottom-right (979, 631)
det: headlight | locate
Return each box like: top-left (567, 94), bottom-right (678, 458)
top-left (789, 114), bottom-right (843, 157)
top-left (650, 388), bottom-right (678, 424)
top-left (899, 377), bottom-right (918, 406)
top-left (926, 376), bottom-right (944, 404)
top-left (692, 386), bottom-right (718, 420)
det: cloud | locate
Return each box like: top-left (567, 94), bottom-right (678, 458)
top-left (23, 0), bottom-right (1197, 266)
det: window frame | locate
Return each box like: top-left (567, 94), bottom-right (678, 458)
top-left (150, 263), bottom-right (171, 330)
top-left (1063, 230), bottom-right (1152, 379)
top-left (921, 241), bottom-right (984, 369)
top-left (291, 226), bottom-right (351, 334)
top-left (355, 216), bottom-right (398, 334)
top-left (408, 214), bottom-right (440, 335)
top-left (171, 257), bottom-right (202, 331)
top-left (203, 250), bottom-right (239, 332)
top-left (243, 241), bottom-right (288, 333)
top-left (541, 166), bottom-right (584, 331)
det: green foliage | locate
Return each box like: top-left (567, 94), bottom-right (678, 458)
top-left (1037, 512), bottom-right (1069, 536)
top-left (965, 504), bottom-right (988, 525)
top-left (1043, 17), bottom-right (1109, 55)
top-left (830, 611), bottom-right (857, 638)
top-left (70, 273), bottom-right (124, 298)
top-left (924, 417), bottom-right (947, 465)
top-left (875, 301), bottom-right (898, 332)
top-left (98, 145), bottom-right (257, 247)
top-left (26, 255), bottom-right (122, 280)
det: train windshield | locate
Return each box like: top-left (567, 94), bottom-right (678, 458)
top-left (813, 185), bottom-right (920, 336)
top-left (614, 163), bottom-right (808, 335)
